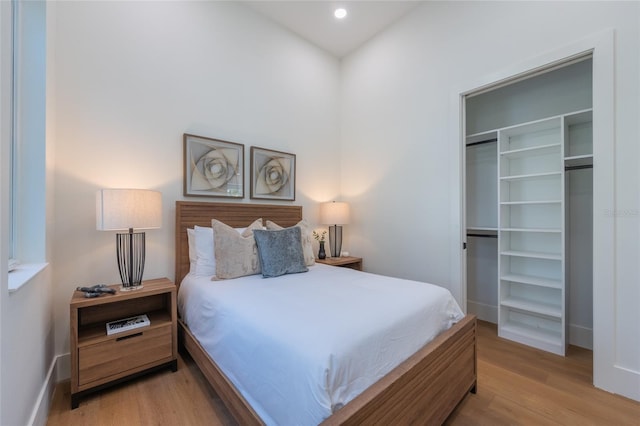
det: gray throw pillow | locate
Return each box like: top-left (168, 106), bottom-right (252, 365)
top-left (253, 227), bottom-right (309, 278)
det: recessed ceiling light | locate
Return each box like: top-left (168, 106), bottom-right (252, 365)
top-left (334, 8), bottom-right (347, 19)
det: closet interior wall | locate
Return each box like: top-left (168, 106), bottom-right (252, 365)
top-left (464, 58), bottom-right (593, 353)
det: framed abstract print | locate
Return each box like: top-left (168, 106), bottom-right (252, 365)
top-left (183, 134), bottom-right (244, 198)
top-left (250, 146), bottom-right (296, 201)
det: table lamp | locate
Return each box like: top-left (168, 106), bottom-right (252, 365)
top-left (320, 201), bottom-right (350, 258)
top-left (96, 189), bottom-right (162, 290)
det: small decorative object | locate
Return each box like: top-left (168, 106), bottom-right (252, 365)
top-left (318, 241), bottom-right (327, 260)
top-left (250, 146), bottom-right (296, 201)
top-left (76, 284), bottom-right (116, 298)
top-left (320, 201), bottom-right (350, 258)
top-left (313, 230), bottom-right (327, 259)
top-left (184, 134), bottom-right (244, 198)
top-left (96, 189), bottom-right (162, 291)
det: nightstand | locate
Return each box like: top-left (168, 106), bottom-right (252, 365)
top-left (316, 256), bottom-right (363, 271)
top-left (69, 277), bottom-right (177, 409)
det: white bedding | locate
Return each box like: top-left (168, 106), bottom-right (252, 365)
top-left (178, 263), bottom-right (464, 426)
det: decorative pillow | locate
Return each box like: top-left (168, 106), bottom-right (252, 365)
top-left (253, 228), bottom-right (308, 278)
top-left (266, 219), bottom-right (315, 266)
top-left (212, 218), bottom-right (263, 279)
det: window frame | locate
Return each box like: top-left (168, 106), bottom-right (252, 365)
top-left (9, 0), bottom-right (18, 263)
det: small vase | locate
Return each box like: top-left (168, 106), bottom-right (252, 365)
top-left (318, 241), bottom-right (326, 259)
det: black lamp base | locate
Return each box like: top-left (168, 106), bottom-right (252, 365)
top-left (328, 225), bottom-right (343, 258)
top-left (116, 230), bottom-right (146, 291)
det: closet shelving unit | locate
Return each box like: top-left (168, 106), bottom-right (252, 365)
top-left (465, 107), bottom-right (593, 351)
top-left (497, 116), bottom-right (567, 355)
top-left (488, 109), bottom-right (593, 355)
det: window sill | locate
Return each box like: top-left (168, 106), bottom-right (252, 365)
top-left (8, 263), bottom-right (49, 293)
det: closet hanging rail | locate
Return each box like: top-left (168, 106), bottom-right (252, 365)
top-left (466, 138), bottom-right (497, 147)
top-left (466, 233), bottom-right (498, 239)
top-left (565, 164), bottom-right (593, 171)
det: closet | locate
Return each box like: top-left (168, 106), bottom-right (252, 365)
top-left (464, 58), bottom-right (593, 355)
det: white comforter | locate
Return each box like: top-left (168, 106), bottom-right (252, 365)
top-left (178, 263), bottom-right (464, 426)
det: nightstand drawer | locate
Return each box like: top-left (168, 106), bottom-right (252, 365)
top-left (78, 325), bottom-right (172, 387)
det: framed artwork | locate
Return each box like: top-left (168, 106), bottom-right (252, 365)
top-left (250, 146), bottom-right (296, 201)
top-left (183, 134), bottom-right (244, 198)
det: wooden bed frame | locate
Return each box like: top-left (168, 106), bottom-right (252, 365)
top-left (175, 201), bottom-right (477, 425)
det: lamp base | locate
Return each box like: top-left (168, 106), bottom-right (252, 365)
top-left (328, 225), bottom-right (343, 258)
top-left (116, 230), bottom-right (146, 289)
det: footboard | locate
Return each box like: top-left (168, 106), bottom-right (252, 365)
top-left (320, 314), bottom-right (477, 426)
top-left (180, 315), bottom-right (476, 426)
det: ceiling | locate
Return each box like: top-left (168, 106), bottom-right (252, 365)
top-left (243, 1), bottom-right (423, 58)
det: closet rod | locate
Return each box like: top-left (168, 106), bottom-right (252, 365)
top-left (466, 233), bottom-right (498, 239)
top-left (466, 138), bottom-right (497, 147)
top-left (565, 164), bottom-right (593, 171)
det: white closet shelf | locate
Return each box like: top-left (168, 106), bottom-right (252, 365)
top-left (500, 143), bottom-right (561, 158)
top-left (467, 226), bottom-right (498, 231)
top-left (500, 171), bottom-right (562, 181)
top-left (501, 274), bottom-right (562, 289)
top-left (564, 154), bottom-right (593, 167)
top-left (500, 200), bottom-right (562, 205)
top-left (501, 297), bottom-right (562, 318)
top-left (500, 228), bottom-right (561, 233)
top-left (501, 250), bottom-right (562, 260)
top-left (565, 108), bottom-right (593, 124)
top-left (500, 322), bottom-right (562, 347)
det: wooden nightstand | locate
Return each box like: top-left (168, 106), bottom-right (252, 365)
top-left (69, 277), bottom-right (178, 409)
top-left (316, 256), bottom-right (363, 271)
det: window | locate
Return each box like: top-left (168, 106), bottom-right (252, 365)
top-left (5, 0), bottom-right (48, 289)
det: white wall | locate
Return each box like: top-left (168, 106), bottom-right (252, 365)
top-left (51, 0), bottom-right (341, 362)
top-left (0, 1), bottom-right (57, 425)
top-left (341, 1), bottom-right (639, 400)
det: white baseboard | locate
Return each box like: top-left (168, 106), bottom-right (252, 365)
top-left (28, 354), bottom-right (60, 426)
top-left (569, 323), bottom-right (593, 350)
top-left (467, 300), bottom-right (497, 324)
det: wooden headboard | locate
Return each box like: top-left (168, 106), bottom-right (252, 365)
top-left (175, 201), bottom-right (303, 287)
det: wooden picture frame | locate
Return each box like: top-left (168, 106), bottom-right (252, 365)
top-left (183, 134), bottom-right (244, 198)
top-left (250, 147), bottom-right (296, 201)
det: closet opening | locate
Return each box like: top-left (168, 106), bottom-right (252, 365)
top-left (463, 56), bottom-right (593, 356)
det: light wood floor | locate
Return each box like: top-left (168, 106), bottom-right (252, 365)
top-left (48, 321), bottom-right (640, 425)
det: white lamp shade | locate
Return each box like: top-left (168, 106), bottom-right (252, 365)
top-left (96, 189), bottom-right (162, 231)
top-left (320, 201), bottom-right (350, 225)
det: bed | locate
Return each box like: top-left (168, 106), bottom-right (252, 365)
top-left (175, 201), bottom-right (477, 425)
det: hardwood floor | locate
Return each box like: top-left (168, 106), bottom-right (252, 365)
top-left (48, 321), bottom-right (640, 426)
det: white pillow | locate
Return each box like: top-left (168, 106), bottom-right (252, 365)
top-left (193, 225), bottom-right (216, 277)
top-left (187, 228), bottom-right (197, 272)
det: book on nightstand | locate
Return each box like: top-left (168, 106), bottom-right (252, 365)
top-left (106, 314), bottom-right (150, 335)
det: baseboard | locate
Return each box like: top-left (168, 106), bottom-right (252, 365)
top-left (569, 323), bottom-right (593, 350)
top-left (28, 353), bottom-right (62, 426)
top-left (467, 300), bottom-right (497, 324)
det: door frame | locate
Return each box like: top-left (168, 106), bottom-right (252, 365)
top-left (450, 29), bottom-right (617, 394)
